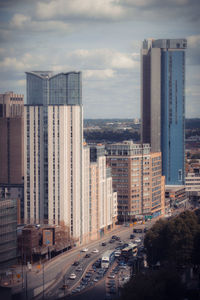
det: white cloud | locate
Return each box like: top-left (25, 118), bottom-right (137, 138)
top-left (0, 53), bottom-right (45, 71)
top-left (67, 48), bottom-right (138, 70)
top-left (187, 35), bottom-right (200, 48)
top-left (110, 52), bottom-right (137, 69)
top-left (122, 0), bottom-right (157, 7)
top-left (10, 14), bottom-right (31, 28)
top-left (37, 0), bottom-right (125, 20)
top-left (0, 57), bottom-right (27, 71)
top-left (17, 79), bottom-right (26, 87)
top-left (84, 69), bottom-right (116, 79)
top-left (10, 13), bottom-right (71, 32)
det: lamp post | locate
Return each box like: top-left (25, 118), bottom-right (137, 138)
top-left (42, 263), bottom-right (45, 300)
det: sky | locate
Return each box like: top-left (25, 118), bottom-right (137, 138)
top-left (0, 0), bottom-right (200, 119)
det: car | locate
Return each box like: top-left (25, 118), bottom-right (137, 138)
top-left (92, 248), bottom-right (99, 253)
top-left (108, 279), bottom-right (115, 283)
top-left (134, 238), bottom-right (141, 244)
top-left (69, 273), bottom-right (76, 280)
top-left (112, 235), bottom-right (117, 239)
top-left (109, 239), bottom-right (115, 243)
top-left (114, 250), bottom-right (121, 257)
top-left (102, 242), bottom-right (107, 246)
top-left (109, 287), bottom-right (116, 294)
top-left (130, 234), bottom-right (135, 239)
top-left (85, 253), bottom-right (91, 258)
top-left (73, 261), bottom-right (80, 266)
top-left (93, 277), bottom-right (100, 282)
top-left (108, 274), bottom-right (115, 279)
top-left (76, 266), bottom-right (83, 272)
top-left (133, 228), bottom-right (143, 233)
top-left (81, 247), bottom-right (88, 252)
top-left (116, 236), bottom-right (121, 241)
top-left (144, 227), bottom-right (148, 233)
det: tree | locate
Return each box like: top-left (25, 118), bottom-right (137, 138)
top-left (144, 210), bottom-right (200, 266)
top-left (120, 267), bottom-right (186, 300)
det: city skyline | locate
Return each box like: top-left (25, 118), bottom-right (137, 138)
top-left (0, 0), bottom-right (200, 118)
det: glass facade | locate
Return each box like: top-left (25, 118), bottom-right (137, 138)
top-left (26, 71), bottom-right (82, 106)
top-left (141, 39), bottom-right (187, 186)
top-left (161, 50), bottom-right (185, 185)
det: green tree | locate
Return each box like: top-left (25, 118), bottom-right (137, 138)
top-left (120, 267), bottom-right (186, 300)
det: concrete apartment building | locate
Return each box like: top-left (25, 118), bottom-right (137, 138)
top-left (106, 141), bottom-right (165, 221)
top-left (89, 144), bottom-right (117, 240)
top-left (141, 39), bottom-right (187, 185)
top-left (0, 92), bottom-right (24, 223)
top-left (84, 144), bottom-right (117, 240)
top-left (24, 71), bottom-right (117, 245)
top-left (24, 71), bottom-right (83, 241)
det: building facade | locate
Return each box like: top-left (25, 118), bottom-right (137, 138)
top-left (141, 39), bottom-right (187, 185)
top-left (24, 71), bottom-right (83, 240)
top-left (106, 141), bottom-right (165, 221)
top-left (89, 144), bottom-right (117, 240)
top-left (0, 199), bottom-right (18, 268)
top-left (165, 185), bottom-right (187, 209)
top-left (0, 92), bottom-right (24, 224)
top-left (185, 172), bottom-right (200, 202)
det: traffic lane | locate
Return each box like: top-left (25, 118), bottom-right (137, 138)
top-left (30, 225), bottom-right (142, 294)
top-left (68, 278), bottom-right (106, 300)
top-left (46, 242), bottom-right (120, 298)
top-left (56, 231), bottom-right (145, 299)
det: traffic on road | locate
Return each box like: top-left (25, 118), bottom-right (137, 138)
top-left (44, 224), bottom-right (148, 299)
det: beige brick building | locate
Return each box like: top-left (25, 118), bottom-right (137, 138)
top-left (106, 141), bottom-right (165, 221)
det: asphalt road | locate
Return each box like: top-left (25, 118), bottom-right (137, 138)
top-left (19, 224), bottom-right (136, 299)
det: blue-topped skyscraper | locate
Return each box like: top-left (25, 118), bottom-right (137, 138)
top-left (141, 39), bottom-right (187, 185)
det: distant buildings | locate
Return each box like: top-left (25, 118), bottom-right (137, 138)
top-left (185, 171), bottom-right (200, 203)
top-left (141, 39), bottom-right (187, 185)
top-left (106, 141), bottom-right (165, 221)
top-left (165, 185), bottom-right (187, 211)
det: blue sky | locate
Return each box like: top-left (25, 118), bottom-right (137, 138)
top-left (0, 0), bottom-right (200, 118)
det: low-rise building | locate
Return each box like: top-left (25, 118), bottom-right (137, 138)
top-left (165, 185), bottom-right (187, 209)
top-left (185, 172), bottom-right (200, 203)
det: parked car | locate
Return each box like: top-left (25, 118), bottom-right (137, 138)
top-left (102, 242), bottom-right (107, 246)
top-left (73, 261), bottom-right (80, 266)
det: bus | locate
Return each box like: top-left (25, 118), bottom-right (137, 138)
top-left (121, 243), bottom-right (138, 258)
top-left (101, 250), bottom-right (115, 268)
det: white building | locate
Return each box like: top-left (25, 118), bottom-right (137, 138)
top-left (185, 173), bottom-right (200, 202)
top-left (24, 71), bottom-right (83, 240)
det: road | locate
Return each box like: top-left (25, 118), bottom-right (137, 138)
top-left (14, 224), bottom-right (140, 299)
